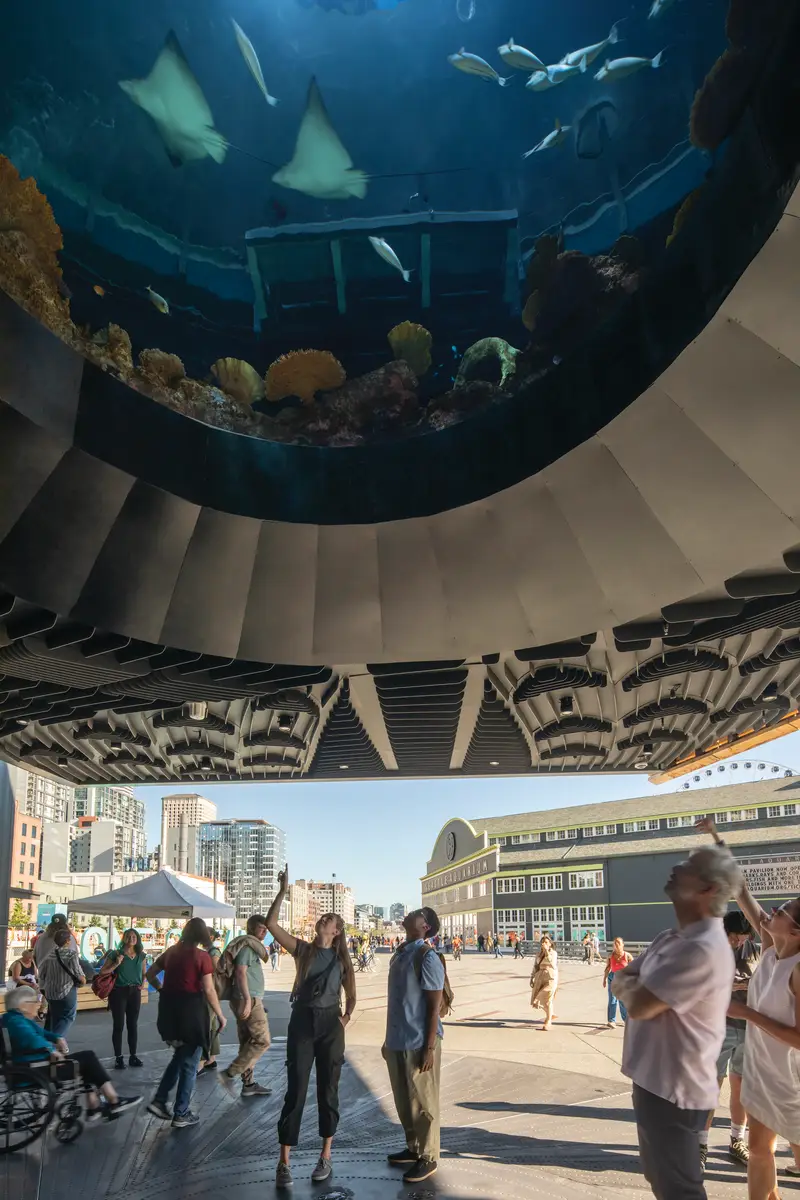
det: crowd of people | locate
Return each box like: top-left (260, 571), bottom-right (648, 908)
top-left (4, 821), bottom-right (800, 1198)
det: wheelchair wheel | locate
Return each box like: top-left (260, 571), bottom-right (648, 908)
top-left (54, 1117), bottom-right (82, 1144)
top-left (0, 1067), bottom-right (56, 1154)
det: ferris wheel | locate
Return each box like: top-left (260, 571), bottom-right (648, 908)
top-left (676, 760), bottom-right (795, 790)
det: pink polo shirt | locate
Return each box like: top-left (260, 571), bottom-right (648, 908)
top-left (621, 917), bottom-right (733, 1110)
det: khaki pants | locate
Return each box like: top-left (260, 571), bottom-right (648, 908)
top-left (228, 997), bottom-right (271, 1083)
top-left (383, 1040), bottom-right (442, 1161)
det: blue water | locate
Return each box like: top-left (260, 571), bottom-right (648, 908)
top-left (0, 0), bottom-right (728, 384)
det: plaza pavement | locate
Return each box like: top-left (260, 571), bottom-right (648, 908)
top-left (4, 950), bottom-right (798, 1200)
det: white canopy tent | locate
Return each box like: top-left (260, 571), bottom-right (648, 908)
top-left (67, 869), bottom-right (235, 921)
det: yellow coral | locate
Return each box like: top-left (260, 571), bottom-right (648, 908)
top-left (0, 158), bottom-right (70, 334)
top-left (212, 357), bottom-right (264, 406)
top-left (387, 321), bottom-right (432, 378)
top-left (265, 349), bottom-right (345, 405)
top-left (138, 348), bottom-right (186, 388)
top-left (0, 156), bottom-right (62, 267)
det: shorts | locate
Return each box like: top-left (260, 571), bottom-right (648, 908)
top-left (716, 1024), bottom-right (745, 1080)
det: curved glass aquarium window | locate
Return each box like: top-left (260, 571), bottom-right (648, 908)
top-left (0, 0), bottom-right (776, 448)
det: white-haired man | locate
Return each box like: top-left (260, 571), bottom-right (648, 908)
top-left (612, 845), bottom-right (743, 1200)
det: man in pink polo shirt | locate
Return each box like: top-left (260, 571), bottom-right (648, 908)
top-left (612, 845), bottom-right (742, 1200)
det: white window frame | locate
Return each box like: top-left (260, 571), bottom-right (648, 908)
top-left (497, 876), bottom-right (525, 894)
top-left (667, 817), bottom-right (679, 828)
top-left (568, 869), bottom-right (604, 890)
top-left (530, 873), bottom-right (563, 892)
top-left (478, 881), bottom-right (487, 896)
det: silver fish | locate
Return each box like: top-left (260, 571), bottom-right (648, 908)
top-left (232, 19), bottom-right (280, 107)
top-left (146, 286), bottom-right (169, 314)
top-left (368, 236), bottom-right (412, 283)
top-left (546, 57), bottom-right (587, 85)
top-left (523, 117), bottom-right (571, 157)
top-left (448, 49), bottom-right (512, 87)
top-left (561, 22), bottom-right (622, 69)
top-left (595, 52), bottom-right (664, 82)
top-left (526, 70), bottom-right (559, 93)
top-left (498, 38), bottom-right (547, 73)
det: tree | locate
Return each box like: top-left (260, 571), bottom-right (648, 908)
top-left (113, 917), bottom-right (126, 935)
top-left (9, 900), bottom-right (27, 930)
top-left (88, 915), bottom-right (104, 928)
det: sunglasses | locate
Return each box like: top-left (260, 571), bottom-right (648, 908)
top-left (770, 903), bottom-right (800, 931)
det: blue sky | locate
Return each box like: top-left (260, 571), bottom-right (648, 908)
top-left (133, 731), bottom-right (800, 911)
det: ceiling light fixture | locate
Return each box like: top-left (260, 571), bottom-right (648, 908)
top-left (560, 697), bottom-right (574, 715)
top-left (188, 701), bottom-right (209, 722)
top-left (489, 760), bottom-right (500, 767)
top-left (277, 713), bottom-right (293, 732)
top-left (633, 758), bottom-right (649, 770)
top-left (339, 764), bottom-right (349, 770)
top-left (199, 757), bottom-right (213, 772)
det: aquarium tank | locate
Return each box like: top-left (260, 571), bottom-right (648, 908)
top-left (0, 0), bottom-right (785, 449)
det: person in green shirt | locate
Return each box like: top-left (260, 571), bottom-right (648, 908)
top-left (223, 915), bottom-right (272, 1098)
top-left (99, 929), bottom-right (146, 1070)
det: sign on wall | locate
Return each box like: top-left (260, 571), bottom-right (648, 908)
top-left (422, 850), bottom-right (498, 896)
top-left (738, 854), bottom-right (800, 896)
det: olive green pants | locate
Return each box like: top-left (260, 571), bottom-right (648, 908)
top-left (383, 1039), bottom-right (442, 1161)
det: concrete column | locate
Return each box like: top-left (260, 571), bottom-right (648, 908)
top-left (0, 763), bottom-right (18, 981)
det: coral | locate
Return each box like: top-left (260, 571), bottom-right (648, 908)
top-left (211, 357), bottom-right (264, 406)
top-left (138, 348), bottom-right (185, 388)
top-left (0, 230), bottom-right (72, 339)
top-left (387, 321), bottom-right (432, 377)
top-left (455, 338), bottom-right (520, 389)
top-left (610, 235), bottom-right (643, 272)
top-left (265, 349), bottom-right (345, 405)
top-left (0, 156), bottom-right (62, 269)
top-left (666, 187), bottom-right (704, 248)
top-left (86, 324), bottom-right (133, 377)
top-left (426, 380), bottom-right (501, 431)
top-left (320, 361), bottom-right (419, 435)
top-left (526, 235), bottom-right (560, 296)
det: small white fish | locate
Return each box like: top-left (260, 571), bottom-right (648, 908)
top-left (561, 22), bottom-right (621, 68)
top-left (232, 18), bottom-right (280, 107)
top-left (523, 117), bottom-right (571, 157)
top-left (595, 51), bottom-right (664, 82)
top-left (546, 56), bottom-right (587, 84)
top-left (146, 285), bottom-right (169, 315)
top-left (368, 236), bottom-right (412, 283)
top-left (498, 38), bottom-right (547, 73)
top-left (649, 0), bottom-right (677, 18)
top-left (526, 70), bottom-right (558, 92)
top-left (448, 48), bottom-right (512, 87)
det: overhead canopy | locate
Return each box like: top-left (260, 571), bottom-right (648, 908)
top-left (67, 869), bottom-right (235, 920)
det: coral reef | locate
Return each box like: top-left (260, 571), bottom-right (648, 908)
top-left (387, 321), bottom-right (432, 377)
top-left (265, 349), bottom-right (346, 405)
top-left (272, 361), bottom-right (419, 445)
top-left (426, 381), bottom-right (504, 431)
top-left (85, 324), bottom-right (134, 377)
top-left (138, 348), bottom-right (185, 389)
top-left (455, 337), bottom-right (520, 389)
top-left (0, 156), bottom-right (62, 267)
top-left (0, 156), bottom-right (71, 338)
top-left (212, 357), bottom-right (264, 406)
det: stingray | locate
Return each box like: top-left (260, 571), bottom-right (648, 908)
top-left (272, 78), bottom-right (367, 200)
top-left (119, 32), bottom-right (228, 168)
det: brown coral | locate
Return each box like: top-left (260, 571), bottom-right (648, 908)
top-left (138, 348), bottom-right (186, 389)
top-left (0, 158), bottom-right (71, 337)
top-left (387, 321), bottom-right (432, 377)
top-left (86, 323), bottom-right (134, 377)
top-left (265, 349), bottom-right (345, 405)
top-left (212, 358), bottom-right (264, 406)
top-left (0, 156), bottom-right (62, 268)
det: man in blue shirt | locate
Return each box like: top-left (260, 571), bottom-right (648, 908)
top-left (383, 906), bottom-right (445, 1184)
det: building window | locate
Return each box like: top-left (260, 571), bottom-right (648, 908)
top-left (767, 803), bottom-right (796, 818)
top-left (28, 883), bottom-right (33, 891)
top-left (583, 824), bottom-right (616, 838)
top-left (667, 817), bottom-right (679, 828)
top-left (31, 826), bottom-right (37, 838)
top-left (21, 823), bottom-right (27, 836)
top-left (497, 877), bottom-right (525, 894)
top-left (478, 881), bottom-right (487, 896)
top-left (648, 819), bottom-right (660, 830)
top-left (545, 831), bottom-right (557, 842)
top-left (489, 837), bottom-right (498, 845)
top-left (623, 821), bottom-right (634, 833)
top-left (19, 862), bottom-right (24, 875)
top-left (569, 870), bottom-right (604, 890)
top-left (716, 811), bottom-right (729, 823)
top-left (511, 835), bottom-right (521, 845)
top-left (497, 908), bottom-right (522, 924)
top-left (530, 907), bottom-right (565, 937)
top-left (530, 873), bottom-right (563, 892)
top-left (570, 904), bottom-right (605, 930)
top-left (680, 816), bottom-right (695, 827)
top-left (466, 884), bottom-right (474, 899)
top-left (29, 863), bottom-right (34, 876)
top-left (742, 808), bottom-right (758, 821)
top-left (19, 844), bottom-right (25, 855)
top-left (30, 844), bottom-right (36, 857)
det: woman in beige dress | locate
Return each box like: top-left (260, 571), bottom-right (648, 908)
top-left (530, 934), bottom-right (559, 1031)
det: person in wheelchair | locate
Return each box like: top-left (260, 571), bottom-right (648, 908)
top-left (3, 987), bottom-right (141, 1122)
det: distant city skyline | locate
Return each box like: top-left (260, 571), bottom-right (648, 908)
top-left (132, 732), bottom-right (800, 911)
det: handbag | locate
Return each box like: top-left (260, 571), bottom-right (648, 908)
top-left (54, 950), bottom-right (84, 989)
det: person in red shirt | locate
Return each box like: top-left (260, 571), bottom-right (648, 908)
top-left (144, 918), bottom-right (227, 1128)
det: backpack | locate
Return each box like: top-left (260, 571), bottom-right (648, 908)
top-left (413, 945), bottom-right (454, 1018)
top-left (213, 935), bottom-right (268, 1001)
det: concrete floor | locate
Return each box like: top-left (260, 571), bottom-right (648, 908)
top-left (3, 953), bottom-right (799, 1200)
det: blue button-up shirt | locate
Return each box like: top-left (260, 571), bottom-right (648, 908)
top-left (385, 939), bottom-right (445, 1051)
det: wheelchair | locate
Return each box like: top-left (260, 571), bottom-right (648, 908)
top-left (0, 1021), bottom-right (87, 1152)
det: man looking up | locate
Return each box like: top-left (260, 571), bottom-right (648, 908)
top-left (383, 907), bottom-right (445, 1185)
top-left (224, 914), bottom-right (272, 1098)
top-left (612, 845), bottom-right (743, 1200)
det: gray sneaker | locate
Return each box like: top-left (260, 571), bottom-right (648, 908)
top-left (241, 1081), bottom-right (272, 1098)
top-left (276, 1162), bottom-right (293, 1189)
top-left (172, 1110), bottom-right (199, 1128)
top-left (311, 1156), bottom-right (332, 1183)
top-left (146, 1099), bottom-right (172, 1121)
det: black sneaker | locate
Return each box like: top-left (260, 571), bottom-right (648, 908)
top-left (729, 1137), bottom-right (749, 1165)
top-left (147, 1099), bottom-right (172, 1120)
top-left (129, 1056), bottom-right (144, 1068)
top-left (106, 1096), bottom-right (142, 1120)
top-left (699, 1143), bottom-right (708, 1171)
top-left (172, 1110), bottom-right (199, 1128)
top-left (387, 1148), bottom-right (417, 1165)
top-left (403, 1158), bottom-right (437, 1183)
top-left (114, 1056), bottom-right (126, 1070)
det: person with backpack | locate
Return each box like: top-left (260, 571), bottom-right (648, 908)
top-left (267, 865), bottom-right (356, 1190)
top-left (219, 915), bottom-right (272, 1097)
top-left (197, 929), bottom-right (222, 1075)
top-left (38, 927), bottom-right (86, 1039)
top-left (383, 906), bottom-right (450, 1185)
top-left (96, 929), bottom-right (146, 1069)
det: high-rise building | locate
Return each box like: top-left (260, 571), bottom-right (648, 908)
top-left (17, 768), bottom-right (74, 824)
top-left (390, 902), bottom-right (407, 923)
top-left (160, 793), bottom-right (217, 863)
top-left (8, 808), bottom-right (41, 924)
top-left (301, 880), bottom-right (355, 928)
top-left (197, 819), bottom-right (286, 920)
top-left (288, 880), bottom-right (310, 933)
top-left (42, 817), bottom-right (124, 876)
top-left (373, 906), bottom-right (385, 920)
top-left (70, 785), bottom-right (146, 862)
